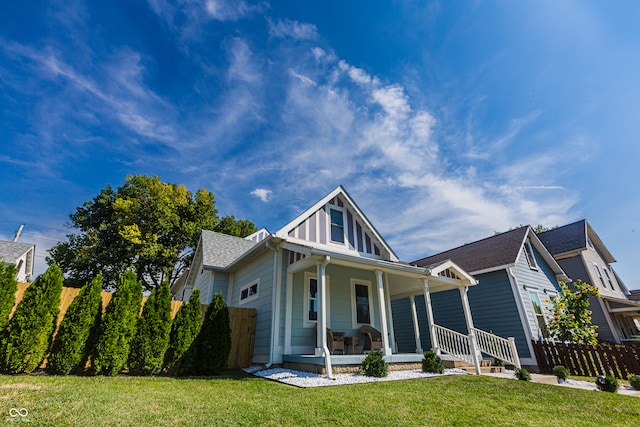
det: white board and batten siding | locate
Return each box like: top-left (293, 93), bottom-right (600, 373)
top-left (286, 195), bottom-right (391, 260)
top-left (230, 249), bottom-right (275, 364)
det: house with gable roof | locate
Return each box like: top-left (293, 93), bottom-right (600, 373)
top-left (537, 220), bottom-right (640, 343)
top-left (0, 240), bottom-right (35, 282)
top-left (405, 226), bottom-right (569, 367)
top-left (173, 186), bottom-right (520, 376)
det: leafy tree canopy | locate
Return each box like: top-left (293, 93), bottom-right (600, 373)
top-left (47, 175), bottom-right (256, 290)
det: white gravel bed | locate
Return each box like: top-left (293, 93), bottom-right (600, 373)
top-left (243, 366), bottom-right (469, 388)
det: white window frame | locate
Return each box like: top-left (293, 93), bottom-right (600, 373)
top-left (603, 267), bottom-right (615, 290)
top-left (528, 291), bottom-right (549, 339)
top-left (328, 206), bottom-right (346, 245)
top-left (303, 272), bottom-right (330, 328)
top-left (350, 279), bottom-right (373, 328)
top-left (523, 240), bottom-right (538, 270)
top-left (593, 264), bottom-right (607, 289)
top-left (239, 278), bottom-right (260, 305)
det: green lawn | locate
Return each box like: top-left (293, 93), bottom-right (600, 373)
top-left (1, 371), bottom-right (639, 426)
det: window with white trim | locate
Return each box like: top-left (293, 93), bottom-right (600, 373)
top-left (523, 240), bottom-right (538, 269)
top-left (529, 292), bottom-right (549, 339)
top-left (329, 207), bottom-right (345, 244)
top-left (304, 272), bottom-right (330, 327)
top-left (351, 279), bottom-right (372, 327)
top-left (593, 264), bottom-right (607, 289)
top-left (239, 279), bottom-right (259, 304)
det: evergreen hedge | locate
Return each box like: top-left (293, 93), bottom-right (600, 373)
top-left (188, 292), bottom-right (230, 375)
top-left (0, 264), bottom-right (64, 373)
top-left (128, 282), bottom-right (172, 375)
top-left (47, 274), bottom-right (103, 375)
top-left (0, 262), bottom-right (18, 331)
top-left (165, 288), bottom-right (201, 375)
top-left (92, 270), bottom-right (142, 375)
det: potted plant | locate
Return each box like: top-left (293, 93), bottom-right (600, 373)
top-left (552, 365), bottom-right (569, 383)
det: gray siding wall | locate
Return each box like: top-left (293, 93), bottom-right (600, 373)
top-left (230, 250), bottom-right (275, 361)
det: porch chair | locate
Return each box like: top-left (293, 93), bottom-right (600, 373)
top-left (315, 325), bottom-right (345, 354)
top-left (359, 325), bottom-right (383, 352)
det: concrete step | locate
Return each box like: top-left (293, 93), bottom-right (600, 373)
top-left (443, 359), bottom-right (492, 368)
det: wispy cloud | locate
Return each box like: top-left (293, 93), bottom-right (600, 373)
top-left (268, 18), bottom-right (318, 40)
top-left (206, 0), bottom-right (268, 21)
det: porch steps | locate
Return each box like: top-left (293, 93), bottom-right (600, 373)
top-left (443, 359), bottom-right (505, 374)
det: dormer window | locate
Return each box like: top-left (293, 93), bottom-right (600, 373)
top-left (593, 264), bottom-right (607, 289)
top-left (329, 208), bottom-right (345, 243)
top-left (524, 239), bottom-right (538, 270)
top-left (603, 268), bottom-right (615, 290)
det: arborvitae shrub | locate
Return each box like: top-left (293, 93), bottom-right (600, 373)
top-left (361, 350), bottom-right (388, 377)
top-left (92, 270), bottom-right (142, 375)
top-left (165, 289), bottom-right (202, 375)
top-left (0, 264), bottom-right (63, 373)
top-left (128, 282), bottom-right (172, 375)
top-left (628, 374), bottom-right (640, 391)
top-left (47, 274), bottom-right (103, 375)
top-left (0, 262), bottom-right (18, 331)
top-left (189, 292), bottom-right (230, 375)
top-left (421, 350), bottom-right (444, 374)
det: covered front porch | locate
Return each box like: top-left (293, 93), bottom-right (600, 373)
top-left (280, 244), bottom-right (520, 378)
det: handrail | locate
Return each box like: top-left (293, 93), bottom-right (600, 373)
top-left (433, 324), bottom-right (474, 365)
top-left (472, 328), bottom-right (521, 369)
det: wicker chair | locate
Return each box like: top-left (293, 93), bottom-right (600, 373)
top-left (359, 325), bottom-right (383, 352)
top-left (315, 325), bottom-right (345, 354)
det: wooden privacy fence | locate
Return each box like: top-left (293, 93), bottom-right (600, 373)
top-left (11, 283), bottom-right (257, 369)
top-left (532, 340), bottom-right (640, 379)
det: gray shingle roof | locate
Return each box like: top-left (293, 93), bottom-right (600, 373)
top-left (537, 220), bottom-right (587, 256)
top-left (200, 230), bottom-right (259, 269)
top-left (0, 240), bottom-right (34, 264)
top-left (412, 227), bottom-right (528, 273)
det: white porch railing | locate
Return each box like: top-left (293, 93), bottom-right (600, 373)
top-left (472, 328), bottom-right (521, 369)
top-left (433, 324), bottom-right (474, 365)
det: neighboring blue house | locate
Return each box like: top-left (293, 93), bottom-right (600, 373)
top-left (403, 226), bottom-right (568, 367)
top-left (538, 220), bottom-right (640, 343)
top-left (172, 186), bottom-right (519, 376)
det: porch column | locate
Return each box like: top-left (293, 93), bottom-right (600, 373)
top-left (410, 295), bottom-right (423, 354)
top-left (316, 256), bottom-right (333, 379)
top-left (375, 270), bottom-right (392, 356)
top-left (284, 272), bottom-right (293, 355)
top-left (459, 285), bottom-right (481, 375)
top-left (423, 279), bottom-right (439, 355)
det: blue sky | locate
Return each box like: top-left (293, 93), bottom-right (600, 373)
top-left (0, 1), bottom-right (638, 289)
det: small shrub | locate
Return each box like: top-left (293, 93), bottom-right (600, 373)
top-left (47, 274), bottom-right (103, 375)
top-left (596, 375), bottom-right (618, 393)
top-left (552, 365), bottom-right (569, 380)
top-left (421, 351), bottom-right (444, 374)
top-left (628, 374), bottom-right (640, 391)
top-left (492, 358), bottom-right (505, 367)
top-left (514, 368), bottom-right (531, 381)
top-left (361, 350), bottom-right (388, 377)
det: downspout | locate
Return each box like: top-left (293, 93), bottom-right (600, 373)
top-left (265, 239), bottom-right (280, 368)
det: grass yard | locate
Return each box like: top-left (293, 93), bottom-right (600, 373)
top-left (1, 371), bottom-right (639, 426)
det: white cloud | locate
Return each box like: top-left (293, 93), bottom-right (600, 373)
top-left (268, 18), bottom-right (319, 40)
top-left (251, 188), bottom-right (272, 202)
top-left (206, 0), bottom-right (267, 21)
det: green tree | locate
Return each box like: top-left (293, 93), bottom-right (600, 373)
top-left (188, 292), bottom-right (230, 375)
top-left (92, 271), bottom-right (142, 375)
top-left (48, 175), bottom-right (256, 290)
top-left (0, 264), bottom-right (64, 374)
top-left (47, 274), bottom-right (103, 375)
top-left (0, 262), bottom-right (18, 331)
top-left (164, 289), bottom-right (202, 375)
top-left (128, 282), bottom-right (172, 375)
top-left (547, 280), bottom-right (600, 344)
